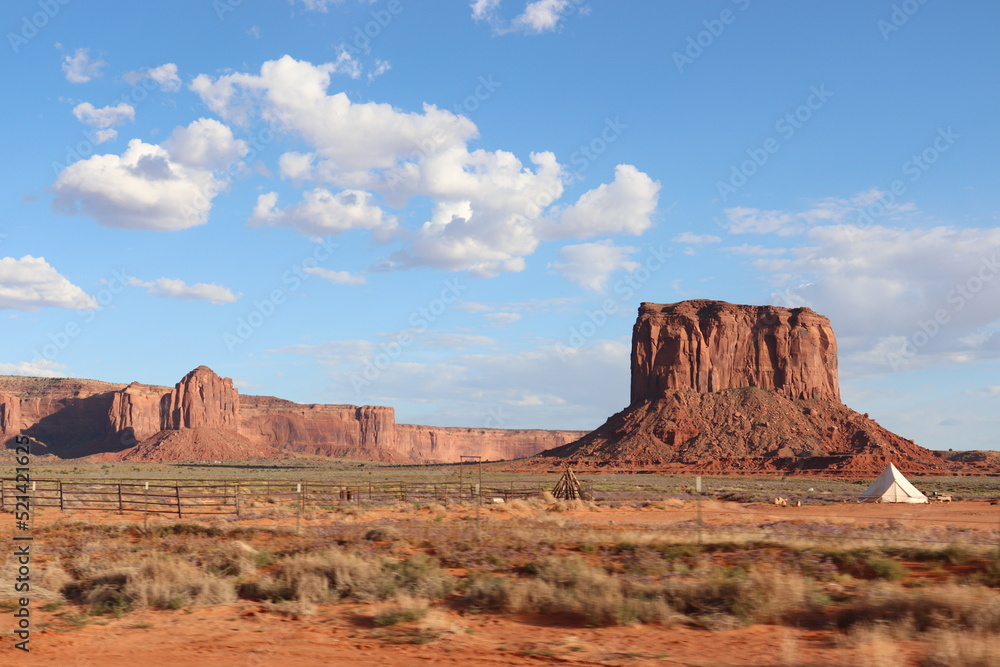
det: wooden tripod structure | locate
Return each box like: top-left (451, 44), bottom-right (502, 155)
top-left (551, 468), bottom-right (583, 500)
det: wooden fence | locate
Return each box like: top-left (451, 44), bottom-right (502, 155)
top-left (0, 478), bottom-right (546, 518)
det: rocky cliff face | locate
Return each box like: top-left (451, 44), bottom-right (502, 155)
top-left (1, 367), bottom-right (583, 463)
top-left (166, 366), bottom-right (240, 429)
top-left (395, 424), bottom-right (585, 463)
top-left (530, 300), bottom-right (956, 476)
top-left (0, 392), bottom-right (20, 443)
top-left (631, 301), bottom-right (839, 404)
top-left (108, 382), bottom-right (169, 442)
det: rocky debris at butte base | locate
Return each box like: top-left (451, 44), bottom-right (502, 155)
top-left (525, 300), bottom-right (989, 476)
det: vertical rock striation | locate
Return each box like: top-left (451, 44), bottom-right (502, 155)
top-left (166, 366), bottom-right (240, 430)
top-left (0, 392), bottom-right (21, 443)
top-left (631, 301), bottom-right (839, 404)
top-left (108, 382), bottom-right (169, 442)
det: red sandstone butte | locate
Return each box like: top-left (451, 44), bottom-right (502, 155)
top-left (631, 300), bottom-right (839, 404)
top-left (166, 366), bottom-right (240, 430)
top-left (530, 300), bottom-right (972, 476)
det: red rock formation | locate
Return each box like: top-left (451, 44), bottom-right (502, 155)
top-left (108, 382), bottom-right (168, 442)
top-left (529, 300), bottom-right (958, 476)
top-left (0, 367), bottom-right (584, 463)
top-left (631, 301), bottom-right (839, 404)
top-left (0, 392), bottom-right (21, 443)
top-left (238, 397), bottom-right (584, 463)
top-left (395, 424), bottom-right (587, 463)
top-left (166, 366), bottom-right (239, 429)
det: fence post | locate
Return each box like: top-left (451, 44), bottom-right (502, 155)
top-left (59, 481), bottom-right (64, 511)
top-left (296, 483), bottom-right (303, 534)
top-left (696, 476), bottom-right (703, 546)
top-left (176, 484), bottom-right (183, 518)
top-left (118, 483), bottom-right (123, 515)
top-left (235, 483), bottom-right (240, 518)
top-left (144, 482), bottom-right (149, 532)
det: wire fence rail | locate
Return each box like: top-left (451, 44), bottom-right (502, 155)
top-left (0, 477), bottom-right (548, 518)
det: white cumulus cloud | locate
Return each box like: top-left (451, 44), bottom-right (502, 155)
top-left (190, 55), bottom-right (656, 279)
top-left (0, 359), bottom-right (68, 378)
top-left (72, 102), bottom-right (135, 129)
top-left (0, 256), bottom-right (97, 311)
top-left (128, 277), bottom-right (240, 305)
top-left (301, 267), bottom-right (366, 285)
top-left (51, 118), bottom-right (248, 231)
top-left (544, 164), bottom-right (660, 240)
top-left (673, 232), bottom-right (721, 244)
top-left (549, 240), bottom-right (639, 291)
top-left (251, 188), bottom-right (397, 241)
top-left (124, 63), bottom-right (181, 92)
top-left (734, 192), bottom-right (1000, 376)
top-left (472, 0), bottom-right (581, 35)
top-left (62, 48), bottom-right (107, 83)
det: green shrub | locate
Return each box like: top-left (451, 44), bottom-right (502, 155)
top-left (866, 557), bottom-right (909, 581)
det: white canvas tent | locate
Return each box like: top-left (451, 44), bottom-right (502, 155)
top-left (858, 463), bottom-right (928, 503)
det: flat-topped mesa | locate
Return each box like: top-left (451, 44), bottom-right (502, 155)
top-left (631, 300), bottom-right (840, 404)
top-left (166, 366), bottom-right (240, 430)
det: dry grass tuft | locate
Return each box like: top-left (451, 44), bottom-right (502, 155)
top-left (664, 567), bottom-right (815, 625)
top-left (841, 583), bottom-right (1000, 633)
top-left (126, 557), bottom-right (236, 609)
top-left (203, 541), bottom-right (264, 577)
top-left (37, 561), bottom-right (74, 602)
top-left (922, 629), bottom-right (1000, 667)
top-left (373, 594), bottom-right (430, 626)
top-left (258, 551), bottom-right (454, 604)
top-left (463, 558), bottom-right (815, 628)
top-left (465, 557), bottom-right (677, 626)
top-left (848, 625), bottom-right (907, 667)
top-left (74, 556), bottom-right (235, 612)
top-left (365, 525), bottom-right (401, 542)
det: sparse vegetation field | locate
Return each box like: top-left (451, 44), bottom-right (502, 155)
top-left (2, 466), bottom-right (999, 665)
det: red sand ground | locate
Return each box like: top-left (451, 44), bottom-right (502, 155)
top-left (4, 502), bottom-right (997, 666)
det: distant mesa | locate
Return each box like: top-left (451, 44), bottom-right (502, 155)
top-left (0, 367), bottom-right (584, 463)
top-left (529, 300), bottom-right (987, 476)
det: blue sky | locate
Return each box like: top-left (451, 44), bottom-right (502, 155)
top-left (2, 0), bottom-right (999, 452)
